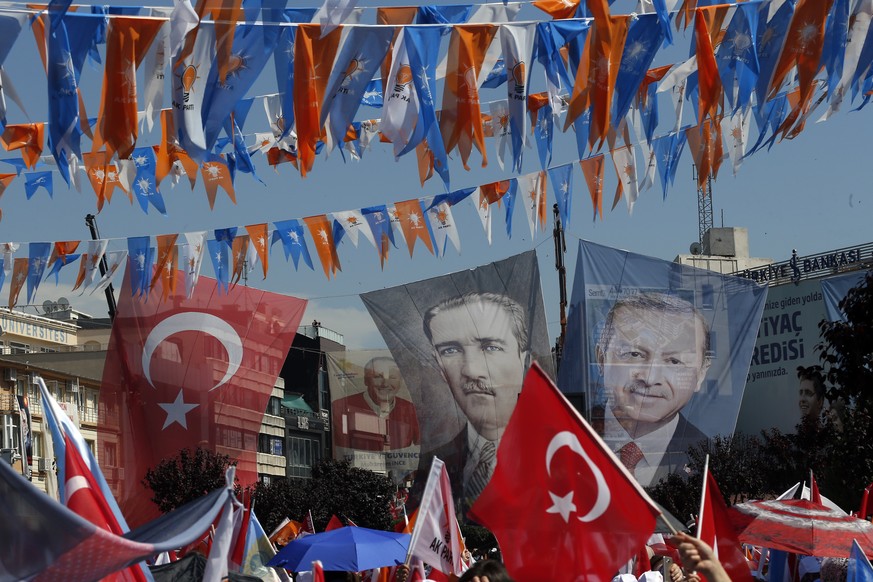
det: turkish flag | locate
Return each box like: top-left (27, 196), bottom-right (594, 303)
top-left (698, 470), bottom-right (753, 582)
top-left (469, 363), bottom-right (659, 581)
top-left (98, 262), bottom-right (306, 526)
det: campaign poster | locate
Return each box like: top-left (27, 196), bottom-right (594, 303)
top-left (558, 240), bottom-right (767, 487)
top-left (361, 251), bottom-right (552, 514)
top-left (327, 349), bottom-right (420, 485)
top-left (736, 269), bottom-right (869, 435)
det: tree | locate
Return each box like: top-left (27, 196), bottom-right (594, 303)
top-left (818, 271), bottom-right (873, 411)
top-left (250, 460), bottom-right (396, 534)
top-left (141, 447), bottom-right (237, 513)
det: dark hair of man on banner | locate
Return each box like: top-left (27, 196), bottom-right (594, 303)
top-left (558, 240), bottom-right (767, 489)
top-left (327, 350), bottom-right (421, 485)
top-left (361, 251), bottom-right (552, 518)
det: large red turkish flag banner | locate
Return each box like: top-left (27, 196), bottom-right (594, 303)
top-left (469, 363), bottom-right (660, 581)
top-left (98, 262), bottom-right (306, 526)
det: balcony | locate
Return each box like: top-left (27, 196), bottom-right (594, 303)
top-left (298, 325), bottom-right (344, 346)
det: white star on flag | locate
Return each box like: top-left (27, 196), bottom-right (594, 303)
top-left (546, 490), bottom-right (578, 523)
top-left (157, 389), bottom-right (199, 430)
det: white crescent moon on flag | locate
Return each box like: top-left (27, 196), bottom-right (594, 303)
top-left (545, 431), bottom-right (611, 523)
top-left (142, 312), bottom-right (243, 392)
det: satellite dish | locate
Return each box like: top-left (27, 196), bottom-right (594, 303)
top-left (57, 297), bottom-right (70, 310)
top-left (42, 300), bottom-right (54, 314)
top-left (690, 242), bottom-right (703, 255)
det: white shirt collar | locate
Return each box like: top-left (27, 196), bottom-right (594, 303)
top-left (603, 405), bottom-right (680, 487)
top-left (362, 390), bottom-right (395, 418)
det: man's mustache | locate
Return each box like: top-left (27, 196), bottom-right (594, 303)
top-left (462, 379), bottom-right (494, 396)
top-left (624, 379), bottom-right (665, 398)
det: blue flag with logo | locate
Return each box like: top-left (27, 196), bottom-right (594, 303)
top-left (400, 26), bottom-right (450, 191)
top-left (361, 205), bottom-right (396, 250)
top-left (127, 236), bottom-right (154, 298)
top-left (548, 163), bottom-right (574, 227)
top-left (653, 132), bottom-right (687, 199)
top-left (821, 0), bottom-right (849, 98)
top-left (748, 92), bottom-right (789, 155)
top-left (755, 0), bottom-right (795, 108)
top-left (715, 2), bottom-right (760, 113)
top-left (536, 21), bottom-right (589, 97)
top-left (214, 227), bottom-right (238, 248)
top-left (272, 25), bottom-right (296, 139)
top-left (202, 22), bottom-right (281, 152)
top-left (206, 238), bottom-right (230, 293)
top-left (534, 102), bottom-right (554, 170)
top-left (131, 147), bottom-right (166, 215)
top-left (271, 219), bottom-right (314, 271)
top-left (24, 172), bottom-right (53, 199)
top-left (504, 178), bottom-right (517, 239)
top-left (416, 4), bottom-right (471, 25)
top-left (27, 242), bottom-right (51, 304)
top-left (557, 240), bottom-right (767, 488)
top-left (323, 26), bottom-right (393, 150)
top-left (360, 79), bottom-right (383, 108)
top-left (613, 14), bottom-right (664, 126)
top-left (44, 253), bottom-right (81, 284)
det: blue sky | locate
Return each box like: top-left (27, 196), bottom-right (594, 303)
top-left (0, 0), bottom-right (870, 349)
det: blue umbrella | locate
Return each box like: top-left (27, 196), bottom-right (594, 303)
top-left (267, 526), bottom-right (410, 572)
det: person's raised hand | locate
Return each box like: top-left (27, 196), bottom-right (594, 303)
top-left (669, 532), bottom-right (730, 582)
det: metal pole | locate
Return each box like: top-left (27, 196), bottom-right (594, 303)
top-left (84, 214), bottom-right (118, 321)
top-left (552, 204), bottom-right (568, 369)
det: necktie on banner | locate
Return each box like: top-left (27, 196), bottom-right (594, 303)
top-left (467, 440), bottom-right (496, 501)
top-left (469, 363), bottom-right (660, 581)
top-left (408, 457), bottom-right (467, 577)
top-left (619, 441), bottom-right (645, 477)
top-left (97, 267), bottom-right (306, 527)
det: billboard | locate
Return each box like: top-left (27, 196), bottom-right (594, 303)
top-left (736, 269), bottom-right (869, 435)
top-left (361, 251), bottom-right (551, 514)
top-left (327, 350), bottom-right (420, 484)
top-left (558, 240), bottom-right (767, 487)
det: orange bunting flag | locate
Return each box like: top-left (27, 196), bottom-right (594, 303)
top-left (694, 8), bottom-right (724, 130)
top-left (638, 65), bottom-right (673, 107)
top-left (48, 241), bottom-right (81, 273)
top-left (527, 92), bottom-right (550, 130)
top-left (440, 25), bottom-right (498, 170)
top-left (394, 199), bottom-right (435, 257)
top-left (416, 140), bottom-right (435, 186)
top-left (0, 173), bottom-right (16, 218)
top-left (230, 234), bottom-right (249, 286)
top-left (685, 119), bottom-right (725, 189)
top-left (1, 123), bottom-right (45, 169)
top-left (304, 215), bottom-right (341, 279)
top-left (580, 155), bottom-right (606, 221)
top-left (9, 257), bottom-right (28, 308)
top-left (156, 110), bottom-right (198, 189)
top-left (176, 0), bottom-right (243, 85)
top-left (266, 147), bottom-right (298, 169)
top-left (150, 234), bottom-right (179, 294)
top-left (565, 9), bottom-right (629, 150)
top-left (294, 25), bottom-right (342, 177)
top-left (675, 0), bottom-right (699, 30)
top-left (771, 0), bottom-right (834, 135)
top-left (244, 224), bottom-right (269, 279)
top-left (200, 155), bottom-right (236, 209)
top-left (83, 152), bottom-right (128, 211)
top-left (93, 17), bottom-right (163, 159)
top-left (533, 0), bottom-right (580, 19)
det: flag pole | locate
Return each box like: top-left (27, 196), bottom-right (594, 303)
top-left (696, 454), bottom-right (710, 539)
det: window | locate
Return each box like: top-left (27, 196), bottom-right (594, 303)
top-left (9, 342), bottom-right (29, 355)
top-left (103, 442), bottom-right (117, 467)
top-left (1, 414), bottom-right (17, 450)
top-left (266, 396), bottom-right (281, 417)
top-left (259, 434), bottom-right (284, 456)
top-left (287, 436), bottom-right (320, 478)
top-left (32, 432), bottom-right (43, 459)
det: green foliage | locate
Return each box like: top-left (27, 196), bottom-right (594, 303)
top-left (818, 271), bottom-right (873, 411)
top-left (250, 460), bottom-right (396, 534)
top-left (461, 525), bottom-right (499, 560)
top-left (141, 447), bottom-right (237, 513)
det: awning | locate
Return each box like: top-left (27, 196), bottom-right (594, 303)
top-left (281, 394), bottom-right (314, 413)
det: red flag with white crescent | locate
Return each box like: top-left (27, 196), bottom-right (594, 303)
top-left (98, 266), bottom-right (306, 526)
top-left (469, 363), bottom-right (659, 581)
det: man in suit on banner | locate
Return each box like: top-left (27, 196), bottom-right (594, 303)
top-left (418, 292), bottom-right (530, 509)
top-left (595, 292), bottom-right (711, 487)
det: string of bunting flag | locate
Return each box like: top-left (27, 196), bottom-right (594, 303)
top-left (0, 0), bottom-right (870, 307)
